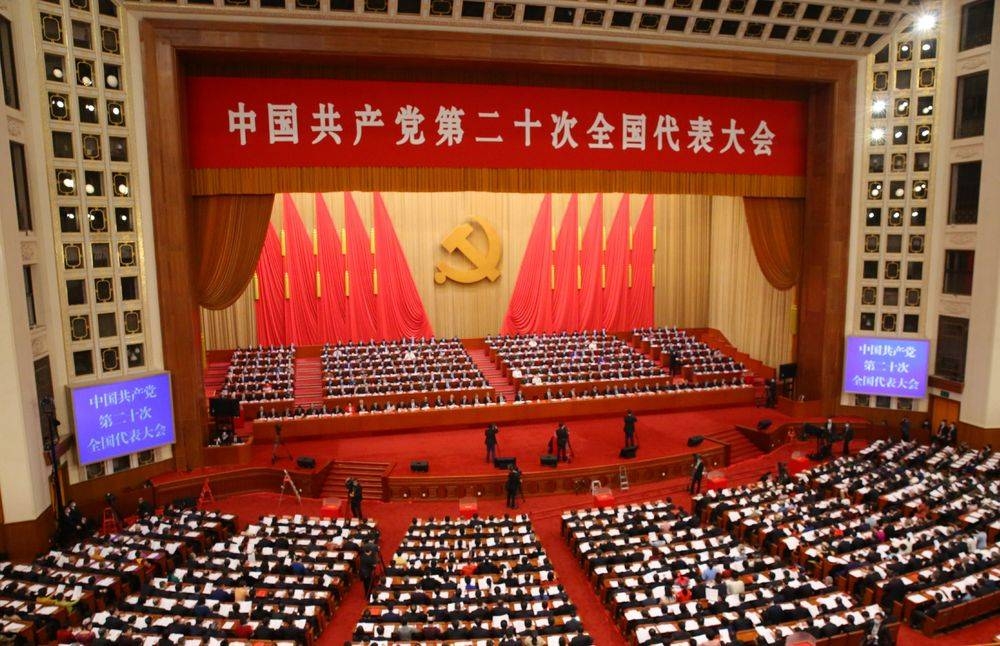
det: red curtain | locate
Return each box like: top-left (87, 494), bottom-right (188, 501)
top-left (316, 193), bottom-right (349, 343)
top-left (602, 195), bottom-right (630, 331)
top-left (743, 197), bottom-right (804, 291)
top-left (281, 195), bottom-right (322, 346)
top-left (551, 194), bottom-right (579, 332)
top-left (501, 195), bottom-right (553, 335)
top-left (626, 195), bottom-right (655, 329)
top-left (578, 195), bottom-right (604, 331)
top-left (254, 224), bottom-right (286, 345)
top-left (374, 192), bottom-right (434, 339)
top-left (344, 192), bottom-right (379, 341)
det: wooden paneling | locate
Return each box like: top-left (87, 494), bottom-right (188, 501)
top-left (65, 459), bottom-right (175, 522)
top-left (0, 507), bottom-right (55, 562)
top-left (833, 405), bottom-right (932, 444)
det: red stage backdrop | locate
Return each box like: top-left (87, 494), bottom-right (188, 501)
top-left (187, 77), bottom-right (807, 176)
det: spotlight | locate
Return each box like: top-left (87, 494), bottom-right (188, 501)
top-left (106, 74), bottom-right (119, 89)
top-left (872, 100), bottom-right (887, 115)
top-left (900, 44), bottom-right (910, 53)
top-left (871, 128), bottom-right (885, 142)
top-left (117, 183), bottom-right (129, 196)
top-left (919, 127), bottom-right (930, 137)
top-left (896, 100), bottom-right (909, 113)
top-left (894, 130), bottom-right (904, 139)
top-left (894, 187), bottom-right (905, 198)
top-left (867, 211), bottom-right (876, 219)
top-left (85, 183), bottom-right (95, 195)
top-left (915, 13), bottom-right (936, 32)
top-left (80, 75), bottom-right (93, 87)
top-left (66, 211), bottom-right (76, 220)
top-left (52, 67), bottom-right (63, 79)
top-left (62, 177), bottom-right (74, 189)
top-left (922, 42), bottom-right (931, 51)
top-left (922, 105), bottom-right (933, 115)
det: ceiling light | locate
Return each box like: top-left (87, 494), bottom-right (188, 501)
top-left (922, 42), bottom-right (931, 51)
top-left (894, 187), bottom-right (905, 197)
top-left (915, 13), bottom-right (936, 32)
top-left (896, 100), bottom-right (909, 112)
top-left (872, 100), bottom-right (886, 115)
top-left (62, 177), bottom-right (74, 189)
top-left (871, 128), bottom-right (885, 142)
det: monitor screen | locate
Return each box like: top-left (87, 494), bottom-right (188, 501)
top-left (70, 372), bottom-right (175, 465)
top-left (843, 336), bottom-right (930, 399)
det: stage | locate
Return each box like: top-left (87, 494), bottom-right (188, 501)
top-left (152, 404), bottom-right (792, 503)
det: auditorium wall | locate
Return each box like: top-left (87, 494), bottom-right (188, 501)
top-left (201, 191), bottom-right (793, 366)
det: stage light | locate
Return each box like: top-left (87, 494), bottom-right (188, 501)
top-left (65, 211), bottom-right (75, 220)
top-left (871, 127), bottom-right (885, 142)
top-left (872, 100), bottom-right (886, 115)
top-left (900, 43), bottom-right (910, 53)
top-left (894, 186), bottom-right (905, 198)
top-left (915, 13), bottom-right (936, 32)
top-left (80, 75), bottom-right (92, 87)
top-left (52, 67), bottom-right (63, 79)
top-left (893, 130), bottom-right (904, 140)
top-left (117, 183), bottom-right (129, 196)
top-left (111, 105), bottom-right (121, 116)
top-left (922, 105), bottom-right (933, 115)
top-left (867, 210), bottom-right (877, 220)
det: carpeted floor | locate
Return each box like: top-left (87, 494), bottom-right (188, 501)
top-left (210, 441), bottom-right (1000, 646)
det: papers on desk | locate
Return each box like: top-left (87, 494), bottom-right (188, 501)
top-left (705, 587), bottom-right (719, 603)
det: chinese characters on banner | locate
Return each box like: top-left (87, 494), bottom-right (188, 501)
top-left (71, 372), bottom-right (176, 465)
top-left (186, 77), bottom-right (808, 176)
top-left (843, 337), bottom-right (930, 399)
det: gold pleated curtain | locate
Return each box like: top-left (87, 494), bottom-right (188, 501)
top-left (742, 197), bottom-right (804, 291)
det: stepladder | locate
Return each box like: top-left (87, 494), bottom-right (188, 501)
top-left (619, 465), bottom-right (630, 492)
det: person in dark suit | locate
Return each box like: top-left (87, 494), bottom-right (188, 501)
top-left (485, 423), bottom-right (499, 463)
top-left (842, 422), bottom-right (853, 456)
top-left (623, 410), bottom-right (637, 448)
top-left (556, 423), bottom-right (570, 462)
top-left (347, 478), bottom-right (363, 519)
top-left (863, 611), bottom-right (893, 645)
top-left (900, 417), bottom-right (911, 442)
top-left (505, 465), bottom-right (522, 509)
top-left (689, 454), bottom-right (705, 494)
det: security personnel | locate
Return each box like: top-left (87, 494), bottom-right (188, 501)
top-left (623, 410), bottom-right (637, 448)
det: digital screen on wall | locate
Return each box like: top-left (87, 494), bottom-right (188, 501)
top-left (843, 336), bottom-right (930, 399)
top-left (70, 372), bottom-right (175, 465)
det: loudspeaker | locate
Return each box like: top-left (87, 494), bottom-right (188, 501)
top-left (540, 454), bottom-right (558, 467)
top-left (296, 456), bottom-right (316, 469)
top-left (778, 363), bottom-right (798, 380)
top-left (687, 435), bottom-right (704, 447)
top-left (757, 419), bottom-right (773, 431)
top-left (619, 446), bottom-right (638, 459)
top-left (493, 457), bottom-right (517, 470)
top-left (208, 397), bottom-right (240, 418)
top-left (410, 460), bottom-right (429, 473)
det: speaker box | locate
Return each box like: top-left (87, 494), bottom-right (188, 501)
top-left (493, 457), bottom-right (517, 470)
top-left (757, 419), bottom-right (773, 431)
top-left (687, 435), bottom-right (704, 447)
top-left (208, 397), bottom-right (240, 418)
top-left (296, 456), bottom-right (316, 469)
top-left (410, 460), bottom-right (429, 473)
top-left (619, 446), bottom-right (638, 459)
top-left (540, 454), bottom-right (558, 467)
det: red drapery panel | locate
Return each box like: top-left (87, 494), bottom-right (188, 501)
top-left (194, 194), bottom-right (275, 310)
top-left (551, 194), bottom-right (579, 332)
top-left (501, 195), bottom-right (553, 335)
top-left (254, 224), bottom-right (286, 345)
top-left (626, 195), bottom-right (655, 328)
top-left (374, 192), bottom-right (434, 339)
top-left (316, 193), bottom-right (349, 343)
top-left (281, 195), bottom-right (322, 346)
top-left (742, 197), bottom-right (804, 291)
top-left (344, 192), bottom-right (379, 341)
top-left (578, 195), bottom-right (604, 331)
top-left (602, 195), bottom-right (630, 331)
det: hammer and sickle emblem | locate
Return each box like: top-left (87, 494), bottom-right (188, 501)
top-left (434, 216), bottom-right (502, 285)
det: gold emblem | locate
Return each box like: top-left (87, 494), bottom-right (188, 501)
top-left (435, 216), bottom-right (502, 285)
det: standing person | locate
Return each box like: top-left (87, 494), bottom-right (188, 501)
top-left (623, 410), bottom-right (637, 448)
top-left (484, 423), bottom-right (499, 463)
top-left (555, 423), bottom-right (570, 462)
top-left (359, 541), bottom-right (380, 597)
top-left (900, 417), bottom-right (911, 442)
top-left (947, 421), bottom-right (958, 446)
top-left (689, 454), bottom-right (705, 494)
top-left (505, 465), bottom-right (521, 509)
top-left (347, 478), bottom-right (364, 519)
top-left (842, 422), bottom-right (853, 456)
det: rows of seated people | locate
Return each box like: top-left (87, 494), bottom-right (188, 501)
top-left (485, 331), bottom-right (667, 390)
top-left (536, 377), bottom-right (750, 402)
top-left (350, 514), bottom-right (593, 645)
top-left (694, 439), bottom-right (999, 635)
top-left (0, 507), bottom-right (235, 644)
top-left (218, 345), bottom-right (295, 403)
top-left (924, 442), bottom-right (998, 478)
top-left (562, 499), bottom-right (892, 645)
top-left (78, 513), bottom-right (377, 645)
top-left (631, 327), bottom-right (747, 380)
top-left (322, 338), bottom-right (489, 399)
top-left (256, 391), bottom-right (511, 421)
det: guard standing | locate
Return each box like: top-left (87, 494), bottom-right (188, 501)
top-left (689, 454), bottom-right (705, 494)
top-left (555, 423), bottom-right (570, 462)
top-left (505, 465), bottom-right (522, 509)
top-left (485, 423), bottom-right (499, 463)
top-left (623, 410), bottom-right (637, 448)
top-left (347, 478), bottom-right (364, 519)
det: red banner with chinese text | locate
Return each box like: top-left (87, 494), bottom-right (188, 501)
top-left (186, 76), bottom-right (807, 176)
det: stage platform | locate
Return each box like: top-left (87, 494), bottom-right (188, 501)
top-left (153, 404), bottom-right (796, 503)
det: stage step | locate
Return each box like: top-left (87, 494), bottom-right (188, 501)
top-left (465, 346), bottom-right (518, 402)
top-left (293, 357), bottom-right (325, 405)
top-left (321, 461), bottom-right (392, 501)
top-left (706, 427), bottom-right (765, 465)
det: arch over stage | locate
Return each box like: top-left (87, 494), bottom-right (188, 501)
top-left (139, 19), bottom-right (856, 470)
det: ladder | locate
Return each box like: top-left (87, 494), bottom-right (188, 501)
top-left (619, 466), bottom-right (630, 492)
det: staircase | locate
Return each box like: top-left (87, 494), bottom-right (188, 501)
top-left (321, 461), bottom-right (392, 502)
top-left (465, 347), bottom-right (518, 402)
top-left (293, 357), bottom-right (325, 405)
top-left (706, 427), bottom-right (764, 465)
top-left (204, 362), bottom-right (230, 398)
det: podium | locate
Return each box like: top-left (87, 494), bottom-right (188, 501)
top-left (593, 487), bottom-right (615, 507)
top-left (459, 497), bottom-right (478, 519)
top-left (320, 497), bottom-right (344, 518)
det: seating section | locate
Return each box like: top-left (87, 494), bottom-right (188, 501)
top-left (218, 345), bottom-right (295, 403)
top-left (320, 338), bottom-right (493, 411)
top-left (631, 327), bottom-right (747, 383)
top-left (694, 439), bottom-right (1000, 637)
top-left (350, 514), bottom-right (592, 645)
top-left (563, 499), bottom-right (891, 645)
